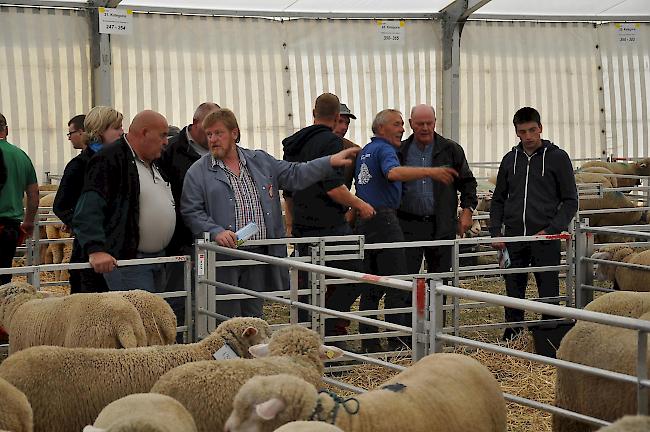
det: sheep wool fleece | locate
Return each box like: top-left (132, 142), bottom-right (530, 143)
top-left (151, 325), bottom-right (332, 432)
top-left (0, 317), bottom-right (270, 432)
top-left (82, 393), bottom-right (197, 432)
top-left (226, 353), bottom-right (507, 432)
top-left (0, 282), bottom-right (147, 354)
top-left (596, 416), bottom-right (650, 432)
top-left (0, 376), bottom-right (33, 432)
top-left (554, 292), bottom-right (650, 432)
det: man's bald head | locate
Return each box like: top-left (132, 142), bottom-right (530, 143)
top-left (127, 110), bottom-right (168, 163)
top-left (409, 104), bottom-right (436, 146)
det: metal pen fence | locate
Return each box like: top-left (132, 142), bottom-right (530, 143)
top-left (0, 256), bottom-right (193, 344)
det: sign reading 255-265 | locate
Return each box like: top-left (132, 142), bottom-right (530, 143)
top-left (98, 7), bottom-right (133, 35)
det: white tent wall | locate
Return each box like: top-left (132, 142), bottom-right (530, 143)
top-left (0, 6), bottom-right (92, 183)
top-left (598, 22), bottom-right (650, 160)
top-left (460, 20), bottom-right (604, 177)
top-left (110, 14), bottom-right (289, 155)
top-left (284, 19), bottom-right (442, 147)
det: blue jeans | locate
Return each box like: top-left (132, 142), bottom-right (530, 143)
top-left (103, 250), bottom-right (166, 293)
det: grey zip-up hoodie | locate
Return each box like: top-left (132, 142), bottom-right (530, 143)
top-left (489, 140), bottom-right (578, 237)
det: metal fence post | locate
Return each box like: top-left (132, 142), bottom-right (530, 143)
top-left (638, 331), bottom-right (648, 416)
top-left (195, 234), bottom-right (209, 339)
top-left (317, 239), bottom-right (326, 338)
top-left (289, 267), bottom-right (299, 325)
top-left (411, 277), bottom-right (427, 361)
top-left (183, 257), bottom-right (193, 343)
top-left (308, 243), bottom-right (319, 332)
top-left (429, 279), bottom-right (444, 354)
top-left (574, 219), bottom-right (594, 309)
top-left (452, 241), bottom-right (460, 337)
top-left (565, 218), bottom-right (576, 307)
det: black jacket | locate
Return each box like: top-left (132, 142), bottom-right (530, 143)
top-left (53, 147), bottom-right (97, 227)
top-left (282, 124), bottom-right (346, 228)
top-left (490, 140), bottom-right (578, 237)
top-left (72, 136), bottom-right (141, 259)
top-left (399, 133), bottom-right (478, 239)
top-left (158, 125), bottom-right (202, 253)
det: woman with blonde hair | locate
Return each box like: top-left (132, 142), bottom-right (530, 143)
top-left (53, 106), bottom-right (124, 293)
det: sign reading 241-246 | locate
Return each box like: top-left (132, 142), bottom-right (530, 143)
top-left (98, 8), bottom-right (133, 35)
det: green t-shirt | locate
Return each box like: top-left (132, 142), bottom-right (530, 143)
top-left (0, 139), bottom-right (37, 221)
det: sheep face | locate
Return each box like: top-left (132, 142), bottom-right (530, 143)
top-left (635, 158), bottom-right (650, 176)
top-left (248, 325), bottom-right (343, 362)
top-left (592, 251), bottom-right (615, 281)
top-left (225, 375), bottom-right (318, 432)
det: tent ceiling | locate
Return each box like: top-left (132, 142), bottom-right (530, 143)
top-left (5, 0), bottom-right (650, 18)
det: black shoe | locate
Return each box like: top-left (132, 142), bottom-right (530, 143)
top-left (361, 340), bottom-right (382, 353)
top-left (502, 327), bottom-right (523, 342)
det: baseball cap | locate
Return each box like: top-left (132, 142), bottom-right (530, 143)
top-left (339, 103), bottom-right (357, 119)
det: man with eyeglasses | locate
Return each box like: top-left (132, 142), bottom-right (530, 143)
top-left (66, 115), bottom-right (86, 150)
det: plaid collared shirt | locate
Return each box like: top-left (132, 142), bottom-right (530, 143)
top-left (213, 149), bottom-right (267, 241)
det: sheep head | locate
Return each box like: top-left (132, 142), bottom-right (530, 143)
top-left (0, 281), bottom-right (37, 329)
top-left (225, 374), bottom-right (320, 432)
top-left (592, 247), bottom-right (635, 281)
top-left (248, 326), bottom-right (343, 372)
top-left (635, 158), bottom-right (650, 176)
top-left (206, 317), bottom-right (271, 358)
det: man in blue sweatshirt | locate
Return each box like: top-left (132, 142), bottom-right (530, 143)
top-left (490, 107), bottom-right (578, 340)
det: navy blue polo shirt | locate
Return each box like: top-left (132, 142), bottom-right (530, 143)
top-left (354, 137), bottom-right (402, 209)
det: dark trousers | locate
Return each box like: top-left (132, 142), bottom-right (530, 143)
top-left (293, 223), bottom-right (363, 336)
top-left (504, 240), bottom-right (561, 323)
top-left (399, 217), bottom-right (453, 275)
top-left (355, 210), bottom-right (410, 335)
top-left (69, 238), bottom-right (109, 293)
top-left (0, 219), bottom-right (20, 285)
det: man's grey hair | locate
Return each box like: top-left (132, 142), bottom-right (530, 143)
top-left (410, 105), bottom-right (436, 118)
top-left (372, 109), bottom-right (402, 135)
top-left (193, 102), bottom-right (220, 122)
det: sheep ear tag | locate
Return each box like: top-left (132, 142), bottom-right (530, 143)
top-left (255, 398), bottom-right (286, 420)
top-left (319, 345), bottom-right (344, 360)
top-left (213, 343), bottom-right (240, 360)
top-left (249, 343), bottom-right (270, 358)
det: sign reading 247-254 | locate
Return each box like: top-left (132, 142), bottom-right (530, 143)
top-left (98, 8), bottom-right (133, 35)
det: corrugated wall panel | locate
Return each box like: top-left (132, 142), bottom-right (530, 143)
top-left (111, 14), bottom-right (289, 155)
top-left (598, 23), bottom-right (650, 159)
top-left (284, 19), bottom-right (442, 148)
top-left (0, 6), bottom-right (91, 182)
top-left (460, 21), bottom-right (603, 176)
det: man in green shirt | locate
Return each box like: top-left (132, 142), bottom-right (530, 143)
top-left (0, 113), bottom-right (39, 284)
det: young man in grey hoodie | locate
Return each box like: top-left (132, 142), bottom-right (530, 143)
top-left (490, 107), bottom-right (578, 340)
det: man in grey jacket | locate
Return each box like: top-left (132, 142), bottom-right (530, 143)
top-left (181, 108), bottom-right (359, 318)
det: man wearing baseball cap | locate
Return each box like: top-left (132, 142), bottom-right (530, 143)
top-left (333, 103), bottom-right (356, 138)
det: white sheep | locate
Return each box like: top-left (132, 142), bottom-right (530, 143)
top-left (115, 290), bottom-right (177, 346)
top-left (37, 193), bottom-right (71, 280)
top-left (577, 190), bottom-right (643, 228)
top-left (0, 281), bottom-right (147, 353)
top-left (273, 421), bottom-right (344, 432)
top-left (0, 317), bottom-right (270, 432)
top-left (579, 166), bottom-right (619, 188)
top-left (82, 393), bottom-right (197, 432)
top-left (0, 376), bottom-right (33, 432)
top-left (151, 325), bottom-right (343, 432)
top-left (580, 159), bottom-right (650, 188)
top-left (553, 291), bottom-right (650, 432)
top-left (597, 416), bottom-right (650, 431)
top-left (225, 352), bottom-right (507, 432)
top-left (592, 246), bottom-right (650, 292)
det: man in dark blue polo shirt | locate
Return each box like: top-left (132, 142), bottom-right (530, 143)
top-left (354, 109), bottom-right (458, 352)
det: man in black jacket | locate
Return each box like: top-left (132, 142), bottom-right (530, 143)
top-left (282, 93), bottom-right (374, 339)
top-left (398, 104), bottom-right (478, 278)
top-left (490, 107), bottom-right (578, 340)
top-left (53, 114), bottom-right (109, 293)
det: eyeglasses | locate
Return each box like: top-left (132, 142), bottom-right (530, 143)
top-left (67, 130), bottom-right (81, 138)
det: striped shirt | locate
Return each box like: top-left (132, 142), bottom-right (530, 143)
top-left (213, 150), bottom-right (267, 240)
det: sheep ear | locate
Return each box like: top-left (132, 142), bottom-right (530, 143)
top-left (255, 398), bottom-right (286, 420)
top-left (319, 345), bottom-right (344, 360)
top-left (249, 343), bottom-right (270, 358)
top-left (242, 326), bottom-right (258, 338)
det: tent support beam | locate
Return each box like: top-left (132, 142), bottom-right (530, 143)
top-left (88, 0), bottom-right (121, 107)
top-left (439, 0), bottom-right (491, 142)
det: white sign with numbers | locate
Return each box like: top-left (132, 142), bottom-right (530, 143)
top-left (98, 7), bottom-right (133, 35)
top-left (615, 23), bottom-right (639, 46)
top-left (377, 20), bottom-right (405, 43)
